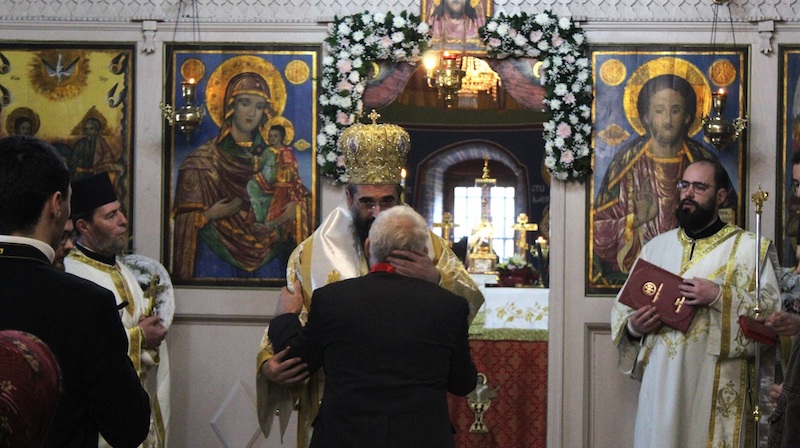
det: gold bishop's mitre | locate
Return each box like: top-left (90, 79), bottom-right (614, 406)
top-left (339, 110), bottom-right (410, 184)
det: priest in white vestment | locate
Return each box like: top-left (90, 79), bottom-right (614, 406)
top-left (256, 116), bottom-right (484, 447)
top-left (611, 160), bottom-right (780, 448)
top-left (65, 173), bottom-right (171, 448)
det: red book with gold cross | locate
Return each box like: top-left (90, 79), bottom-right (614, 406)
top-left (619, 259), bottom-right (695, 333)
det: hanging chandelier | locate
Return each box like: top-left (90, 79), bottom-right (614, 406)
top-left (701, 88), bottom-right (747, 150)
top-left (160, 0), bottom-right (206, 140)
top-left (423, 50), bottom-right (465, 108)
top-left (459, 56), bottom-right (501, 108)
top-left (161, 77), bottom-right (206, 140)
top-left (422, 51), bottom-right (501, 109)
top-left (700, 0), bottom-right (747, 151)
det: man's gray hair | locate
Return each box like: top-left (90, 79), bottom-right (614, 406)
top-left (368, 205), bottom-right (429, 264)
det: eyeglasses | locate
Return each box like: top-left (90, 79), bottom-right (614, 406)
top-left (358, 197), bottom-right (397, 212)
top-left (677, 180), bottom-right (715, 193)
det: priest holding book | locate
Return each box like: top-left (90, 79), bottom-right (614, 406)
top-left (611, 159), bottom-right (780, 448)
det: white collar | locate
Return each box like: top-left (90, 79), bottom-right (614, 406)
top-left (0, 235), bottom-right (55, 262)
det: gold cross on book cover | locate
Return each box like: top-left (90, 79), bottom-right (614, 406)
top-left (619, 259), bottom-right (695, 333)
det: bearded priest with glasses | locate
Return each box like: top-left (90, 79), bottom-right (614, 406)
top-left (611, 159), bottom-right (780, 447)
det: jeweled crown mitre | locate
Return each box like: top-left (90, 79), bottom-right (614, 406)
top-left (339, 110), bottom-right (410, 184)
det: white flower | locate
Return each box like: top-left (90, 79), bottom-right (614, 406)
top-left (323, 56), bottom-right (334, 66)
top-left (352, 31), bottom-right (365, 42)
top-left (534, 12), bottom-right (551, 26)
top-left (318, 133), bottom-right (328, 146)
top-left (582, 124), bottom-right (592, 133)
top-left (317, 153), bottom-right (326, 165)
top-left (391, 31), bottom-right (405, 43)
top-left (544, 156), bottom-right (557, 169)
top-left (579, 105), bottom-right (591, 118)
top-left (326, 151), bottom-right (338, 162)
top-left (354, 83), bottom-right (365, 94)
top-left (393, 15), bottom-right (406, 28)
top-left (552, 56), bottom-right (563, 67)
top-left (417, 22), bottom-right (429, 34)
top-left (319, 95), bottom-right (329, 106)
top-left (569, 114), bottom-right (579, 124)
top-left (338, 23), bottom-right (351, 36)
top-left (577, 70), bottom-right (589, 82)
top-left (543, 121), bottom-right (556, 132)
top-left (348, 71), bottom-right (360, 83)
top-left (559, 17), bottom-right (571, 30)
top-left (577, 58), bottom-right (589, 68)
top-left (486, 21), bottom-right (498, 32)
top-left (324, 123), bottom-right (337, 135)
top-left (513, 34), bottom-right (528, 47)
top-left (574, 134), bottom-right (585, 144)
top-left (574, 33), bottom-right (584, 46)
top-left (352, 57), bottom-right (363, 69)
top-left (374, 12), bottom-right (386, 23)
top-left (497, 23), bottom-right (509, 36)
top-left (554, 136), bottom-right (565, 148)
top-left (554, 83), bottom-right (568, 96)
top-left (550, 99), bottom-right (562, 110)
top-left (361, 13), bottom-right (372, 24)
top-left (537, 40), bottom-right (549, 51)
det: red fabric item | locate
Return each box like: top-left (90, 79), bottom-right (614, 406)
top-left (0, 330), bottom-right (61, 448)
top-left (448, 340), bottom-right (547, 448)
top-left (369, 262), bottom-right (397, 273)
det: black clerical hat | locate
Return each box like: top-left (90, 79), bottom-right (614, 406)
top-left (70, 172), bottom-right (117, 216)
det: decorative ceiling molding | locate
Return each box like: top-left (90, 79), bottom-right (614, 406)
top-left (0, 0), bottom-right (798, 24)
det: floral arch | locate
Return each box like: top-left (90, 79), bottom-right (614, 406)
top-left (317, 10), bottom-right (592, 183)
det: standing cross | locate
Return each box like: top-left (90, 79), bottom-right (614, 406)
top-left (433, 212), bottom-right (459, 248)
top-left (512, 213), bottom-right (538, 257)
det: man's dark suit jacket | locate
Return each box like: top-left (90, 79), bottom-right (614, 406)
top-left (0, 242), bottom-right (150, 447)
top-left (269, 271), bottom-right (477, 448)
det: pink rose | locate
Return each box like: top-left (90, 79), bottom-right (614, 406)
top-left (337, 155), bottom-right (346, 167)
top-left (337, 59), bottom-right (353, 72)
top-left (560, 150), bottom-right (574, 164)
top-left (488, 38), bottom-right (501, 48)
top-left (336, 111), bottom-right (350, 125)
top-left (337, 80), bottom-right (353, 92)
top-left (563, 93), bottom-right (576, 105)
top-left (557, 123), bottom-right (572, 138)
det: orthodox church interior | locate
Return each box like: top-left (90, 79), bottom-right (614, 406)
top-left (1, 0), bottom-right (799, 445)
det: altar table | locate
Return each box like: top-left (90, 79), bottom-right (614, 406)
top-left (448, 287), bottom-right (549, 448)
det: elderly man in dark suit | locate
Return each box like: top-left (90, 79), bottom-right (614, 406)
top-left (0, 135), bottom-right (150, 447)
top-left (269, 204), bottom-right (477, 448)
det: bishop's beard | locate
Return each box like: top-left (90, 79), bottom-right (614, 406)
top-left (349, 204), bottom-right (374, 251)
